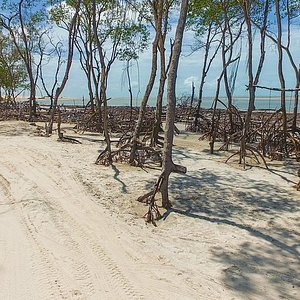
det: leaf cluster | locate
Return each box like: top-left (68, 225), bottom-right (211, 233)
top-left (0, 32), bottom-right (28, 93)
top-left (188, 0), bottom-right (243, 34)
top-left (116, 22), bottom-right (149, 61)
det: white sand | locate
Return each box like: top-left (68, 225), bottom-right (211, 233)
top-left (0, 120), bottom-right (299, 299)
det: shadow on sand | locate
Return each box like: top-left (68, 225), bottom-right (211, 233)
top-left (144, 151), bottom-right (300, 299)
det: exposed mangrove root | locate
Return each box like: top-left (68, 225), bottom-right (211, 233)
top-left (137, 163), bottom-right (187, 226)
top-left (95, 139), bottom-right (162, 167)
top-left (225, 145), bottom-right (268, 169)
top-left (137, 174), bottom-right (164, 226)
top-left (57, 109), bottom-right (82, 144)
top-left (95, 146), bottom-right (112, 166)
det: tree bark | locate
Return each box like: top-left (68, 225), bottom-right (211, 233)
top-left (292, 65), bottom-right (300, 133)
top-left (129, 32), bottom-right (159, 163)
top-left (151, 0), bottom-right (171, 147)
top-left (240, 0), bottom-right (254, 166)
top-left (48, 1), bottom-right (80, 134)
top-left (275, 0), bottom-right (287, 153)
top-left (126, 59), bottom-right (133, 122)
top-left (194, 24), bottom-right (221, 130)
top-left (159, 0), bottom-right (188, 209)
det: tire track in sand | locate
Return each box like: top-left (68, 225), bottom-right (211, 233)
top-left (2, 150), bottom-right (145, 299)
top-left (0, 172), bottom-right (69, 300)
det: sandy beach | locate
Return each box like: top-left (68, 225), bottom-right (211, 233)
top-left (0, 120), bottom-right (299, 299)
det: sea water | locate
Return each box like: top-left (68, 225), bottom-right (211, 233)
top-left (36, 96), bottom-right (298, 112)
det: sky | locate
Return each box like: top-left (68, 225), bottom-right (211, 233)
top-left (36, 3), bottom-right (300, 105)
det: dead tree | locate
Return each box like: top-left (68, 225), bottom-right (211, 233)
top-left (128, 0), bottom-right (179, 162)
top-left (208, 36), bottom-right (241, 153)
top-left (138, 0), bottom-right (188, 224)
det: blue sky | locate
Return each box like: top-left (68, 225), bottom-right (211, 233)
top-left (39, 5), bottom-right (300, 104)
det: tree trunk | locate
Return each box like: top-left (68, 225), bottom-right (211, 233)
top-left (48, 0), bottom-right (80, 134)
top-left (100, 66), bottom-right (112, 163)
top-left (29, 77), bottom-right (37, 121)
top-left (253, 0), bottom-right (269, 87)
top-left (194, 24), bottom-right (221, 130)
top-left (87, 65), bottom-right (95, 111)
top-left (190, 81), bottom-right (195, 108)
top-left (152, 41), bottom-right (167, 147)
top-left (292, 65), bottom-right (300, 133)
top-left (90, 57), bottom-right (102, 131)
top-left (159, 0), bottom-right (189, 209)
top-left (222, 12), bottom-right (233, 134)
top-left (240, 0), bottom-right (254, 165)
top-left (126, 59), bottom-right (133, 122)
top-left (210, 72), bottom-right (224, 154)
top-left (275, 0), bottom-right (287, 154)
top-left (129, 33), bottom-right (159, 163)
top-left (151, 0), bottom-right (171, 147)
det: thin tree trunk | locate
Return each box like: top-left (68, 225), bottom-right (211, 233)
top-left (29, 78), bottom-right (37, 120)
top-left (253, 0), bottom-right (269, 87)
top-left (292, 65), bottom-right (300, 132)
top-left (159, 0), bottom-right (189, 209)
top-left (190, 81), bottom-right (195, 108)
top-left (87, 72), bottom-right (94, 110)
top-left (100, 65), bottom-right (112, 163)
top-left (91, 57), bottom-right (102, 131)
top-left (194, 25), bottom-right (221, 130)
top-left (129, 33), bottom-right (159, 163)
top-left (48, 1), bottom-right (80, 134)
top-left (222, 10), bottom-right (233, 133)
top-left (126, 59), bottom-right (133, 122)
top-left (151, 0), bottom-right (169, 147)
top-left (210, 72), bottom-right (224, 154)
top-left (240, 0), bottom-right (254, 166)
top-left (275, 0), bottom-right (287, 154)
top-left (152, 43), bottom-right (166, 147)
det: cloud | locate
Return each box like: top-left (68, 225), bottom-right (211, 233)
top-left (184, 76), bottom-right (199, 87)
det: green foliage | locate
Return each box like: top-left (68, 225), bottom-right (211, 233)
top-left (1, 0), bottom-right (48, 53)
top-left (117, 23), bottom-right (149, 61)
top-left (0, 31), bottom-right (28, 97)
top-left (285, 0), bottom-right (300, 20)
top-left (75, 0), bottom-right (150, 61)
top-left (188, 0), bottom-right (243, 34)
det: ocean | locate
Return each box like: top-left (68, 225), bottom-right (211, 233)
top-left (36, 96), bottom-right (298, 112)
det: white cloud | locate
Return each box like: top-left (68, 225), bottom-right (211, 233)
top-left (184, 76), bottom-right (199, 87)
